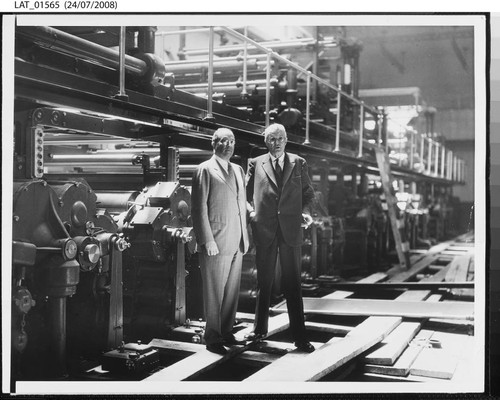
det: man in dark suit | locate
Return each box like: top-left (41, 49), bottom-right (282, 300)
top-left (191, 128), bottom-right (249, 354)
top-left (245, 123), bottom-right (315, 352)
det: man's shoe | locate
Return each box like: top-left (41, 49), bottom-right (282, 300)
top-left (294, 341), bottom-right (315, 353)
top-left (206, 343), bottom-right (227, 355)
top-left (245, 332), bottom-right (265, 342)
top-left (223, 334), bottom-right (246, 345)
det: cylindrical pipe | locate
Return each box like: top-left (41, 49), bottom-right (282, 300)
top-left (454, 155), bottom-right (459, 181)
top-left (167, 58), bottom-right (265, 74)
top-left (181, 37), bottom-right (328, 57)
top-left (118, 26), bottom-right (127, 98)
top-left (207, 27), bottom-right (214, 119)
top-left (176, 78), bottom-right (277, 91)
top-left (427, 138), bottom-right (433, 175)
top-left (377, 113), bottom-right (383, 147)
top-left (49, 296), bottom-right (67, 378)
top-left (17, 26), bottom-right (147, 77)
top-left (358, 104), bottom-right (364, 158)
top-left (48, 153), bottom-right (154, 163)
top-left (441, 145), bottom-right (446, 178)
top-left (434, 141), bottom-right (440, 176)
top-left (304, 71), bottom-right (311, 145)
top-left (265, 52), bottom-right (271, 127)
top-left (241, 26), bottom-right (248, 97)
top-left (446, 150), bottom-right (452, 180)
top-left (335, 87), bottom-right (341, 151)
top-left (95, 191), bottom-right (140, 212)
top-left (420, 134), bottom-right (425, 171)
top-left (137, 26), bottom-right (156, 54)
top-left (219, 27), bottom-right (376, 113)
top-left (409, 130), bottom-right (415, 169)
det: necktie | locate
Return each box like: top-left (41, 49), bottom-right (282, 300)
top-left (275, 158), bottom-right (283, 187)
top-left (227, 163), bottom-right (238, 192)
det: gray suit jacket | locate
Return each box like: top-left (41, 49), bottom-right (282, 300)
top-left (246, 152), bottom-right (315, 247)
top-left (192, 155), bottom-right (249, 255)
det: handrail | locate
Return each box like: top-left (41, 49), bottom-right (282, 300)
top-left (219, 26), bottom-right (379, 115)
top-left (159, 25), bottom-right (464, 184)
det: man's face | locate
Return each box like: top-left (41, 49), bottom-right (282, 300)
top-left (265, 129), bottom-right (287, 158)
top-left (213, 130), bottom-right (235, 161)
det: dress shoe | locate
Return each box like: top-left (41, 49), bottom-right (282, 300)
top-left (206, 343), bottom-right (227, 355)
top-left (245, 332), bottom-right (265, 342)
top-left (223, 334), bottom-right (246, 345)
top-left (294, 341), bottom-right (315, 353)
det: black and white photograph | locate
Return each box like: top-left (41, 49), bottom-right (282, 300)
top-left (2, 11), bottom-right (487, 396)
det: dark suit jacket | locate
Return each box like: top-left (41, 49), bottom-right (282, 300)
top-left (246, 152), bottom-right (315, 247)
top-left (192, 156), bottom-right (249, 255)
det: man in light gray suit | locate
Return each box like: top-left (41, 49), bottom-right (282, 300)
top-left (191, 128), bottom-right (249, 354)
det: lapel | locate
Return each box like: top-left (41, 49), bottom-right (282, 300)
top-left (282, 153), bottom-right (295, 187)
top-left (210, 156), bottom-right (237, 195)
top-left (262, 154), bottom-right (278, 188)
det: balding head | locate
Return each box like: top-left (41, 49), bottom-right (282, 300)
top-left (212, 128), bottom-right (235, 161)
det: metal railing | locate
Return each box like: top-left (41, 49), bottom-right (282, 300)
top-left (157, 26), bottom-right (466, 183)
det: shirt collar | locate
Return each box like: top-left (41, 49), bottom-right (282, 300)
top-left (269, 153), bottom-right (285, 164)
top-left (214, 154), bottom-right (229, 172)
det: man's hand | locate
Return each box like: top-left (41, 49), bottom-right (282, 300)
top-left (205, 240), bottom-right (219, 256)
top-left (301, 213), bottom-right (313, 228)
top-left (249, 211), bottom-right (256, 222)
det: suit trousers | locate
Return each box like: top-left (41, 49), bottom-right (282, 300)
top-left (199, 249), bottom-right (243, 345)
top-left (254, 228), bottom-right (306, 342)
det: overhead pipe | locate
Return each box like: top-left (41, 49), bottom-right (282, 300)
top-left (358, 104), bottom-right (364, 158)
top-left (303, 71), bottom-right (311, 145)
top-left (17, 26), bottom-right (148, 77)
top-left (206, 27), bottom-right (214, 120)
top-left (165, 58), bottom-right (269, 74)
top-left (441, 145), bottom-right (446, 178)
top-left (265, 52), bottom-right (271, 127)
top-left (335, 86), bottom-right (341, 151)
top-left (116, 26), bottom-right (128, 100)
top-left (176, 78), bottom-right (278, 91)
top-left (434, 141), bottom-right (440, 176)
top-left (219, 27), bottom-right (375, 113)
top-left (241, 26), bottom-right (248, 98)
top-left (179, 37), bottom-right (337, 58)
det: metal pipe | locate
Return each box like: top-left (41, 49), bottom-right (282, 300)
top-left (427, 138), bottom-right (433, 175)
top-left (420, 134), bottom-right (425, 171)
top-left (453, 154), bottom-right (457, 181)
top-left (358, 104), bottom-right (364, 158)
top-left (48, 153), bottom-right (155, 163)
top-left (434, 141), bottom-right (440, 176)
top-left (409, 130), bottom-right (415, 169)
top-left (176, 78), bottom-right (277, 91)
top-left (118, 26), bottom-right (127, 98)
top-left (165, 53), bottom-right (270, 66)
top-left (220, 27), bottom-right (376, 113)
top-left (241, 26), bottom-right (248, 97)
top-left (377, 113), bottom-right (383, 147)
top-left (207, 27), bottom-right (214, 119)
top-left (158, 27), bottom-right (227, 36)
top-left (335, 86), bottom-right (341, 151)
top-left (95, 191), bottom-right (140, 211)
top-left (441, 145), bottom-right (446, 178)
top-left (447, 150), bottom-right (452, 180)
top-left (49, 296), bottom-right (67, 377)
top-left (166, 58), bottom-right (266, 74)
top-left (17, 26), bottom-right (148, 77)
top-left (304, 71), bottom-right (311, 145)
top-left (183, 85), bottom-right (275, 98)
top-left (180, 37), bottom-right (331, 57)
top-left (265, 52), bottom-right (271, 127)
